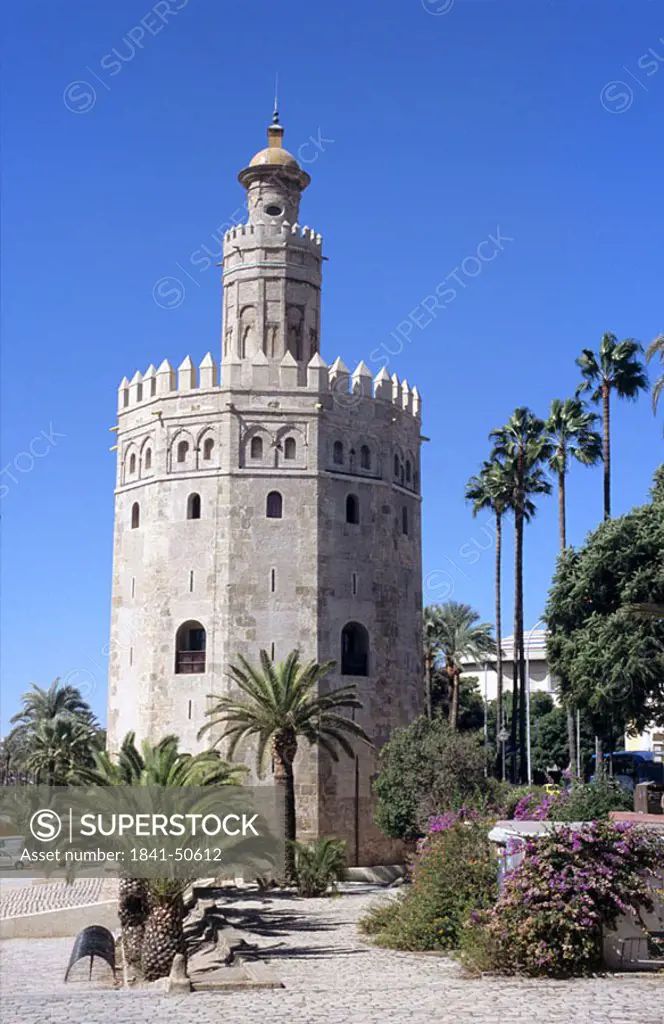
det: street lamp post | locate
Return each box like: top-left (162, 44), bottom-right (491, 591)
top-left (525, 618), bottom-right (544, 785)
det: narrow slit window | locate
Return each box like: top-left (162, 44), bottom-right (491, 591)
top-left (131, 577), bottom-right (136, 598)
top-left (352, 572), bottom-right (358, 596)
top-left (144, 448), bottom-right (152, 470)
top-left (402, 506), bottom-right (409, 535)
top-left (129, 453), bottom-right (136, 475)
top-left (346, 494), bottom-right (360, 524)
top-left (270, 568), bottom-right (276, 593)
top-left (131, 502), bottom-right (140, 529)
top-left (189, 570), bottom-right (194, 593)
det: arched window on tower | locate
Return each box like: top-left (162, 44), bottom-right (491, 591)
top-left (177, 440), bottom-right (189, 464)
top-left (405, 460), bottom-right (412, 485)
top-left (333, 441), bottom-right (344, 465)
top-left (284, 437), bottom-right (296, 460)
top-left (144, 448), bottom-right (152, 471)
top-left (346, 494), bottom-right (360, 524)
top-left (341, 622), bottom-right (369, 676)
top-left (129, 453), bottom-right (136, 475)
top-left (131, 502), bottom-right (140, 529)
top-left (266, 491), bottom-right (283, 519)
top-left (175, 621), bottom-right (206, 674)
top-left (393, 454), bottom-right (400, 479)
top-left (250, 436), bottom-right (263, 460)
top-left (203, 438), bottom-right (214, 461)
top-left (187, 493), bottom-right (201, 520)
top-left (360, 445), bottom-right (371, 470)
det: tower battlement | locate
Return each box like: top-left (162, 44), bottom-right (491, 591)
top-left (223, 220), bottom-right (322, 254)
top-left (117, 353), bottom-right (421, 420)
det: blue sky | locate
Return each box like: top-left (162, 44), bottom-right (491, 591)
top-left (2, 0), bottom-right (663, 731)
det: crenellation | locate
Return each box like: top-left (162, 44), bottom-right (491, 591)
top-left (156, 358), bottom-right (176, 396)
top-left (178, 355), bottom-right (197, 391)
top-left (199, 352), bottom-right (218, 389)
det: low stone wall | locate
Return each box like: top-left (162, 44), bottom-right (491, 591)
top-left (0, 900), bottom-right (119, 940)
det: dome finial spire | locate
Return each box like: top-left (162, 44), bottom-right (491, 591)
top-left (272, 72), bottom-right (280, 126)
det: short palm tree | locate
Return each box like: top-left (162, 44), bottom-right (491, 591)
top-left (465, 460), bottom-right (512, 778)
top-left (545, 397), bottom-right (602, 777)
top-left (10, 678), bottom-right (98, 740)
top-left (199, 649), bottom-right (372, 882)
top-left (23, 715), bottom-right (96, 785)
top-left (422, 605), bottom-right (444, 718)
top-left (490, 409), bottom-right (552, 782)
top-left (85, 732), bottom-right (245, 980)
top-left (646, 332), bottom-right (664, 418)
top-left (576, 333), bottom-right (648, 519)
top-left (434, 602), bottom-right (496, 730)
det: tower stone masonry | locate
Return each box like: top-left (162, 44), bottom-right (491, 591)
top-left (108, 110), bottom-right (424, 864)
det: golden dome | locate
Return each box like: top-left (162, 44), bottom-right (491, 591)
top-left (249, 145), bottom-right (299, 168)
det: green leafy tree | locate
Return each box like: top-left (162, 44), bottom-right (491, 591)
top-left (373, 716), bottom-right (490, 841)
top-left (85, 732), bottom-right (245, 979)
top-left (199, 649), bottom-right (371, 882)
top-left (465, 460), bottom-right (512, 776)
top-left (545, 467), bottom-right (664, 758)
top-left (432, 603), bottom-right (495, 731)
top-left (576, 333), bottom-right (648, 519)
top-left (490, 409), bottom-right (552, 781)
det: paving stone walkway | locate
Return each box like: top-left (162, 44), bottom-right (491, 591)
top-left (0, 886), bottom-right (661, 1023)
top-left (0, 877), bottom-right (117, 918)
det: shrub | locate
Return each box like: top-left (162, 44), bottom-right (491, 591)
top-left (373, 717), bottom-right (490, 840)
top-left (359, 820), bottom-right (497, 951)
top-left (548, 776), bottom-right (632, 821)
top-left (461, 821), bottom-right (662, 977)
top-left (291, 837), bottom-right (346, 897)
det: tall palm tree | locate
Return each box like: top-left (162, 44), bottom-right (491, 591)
top-left (422, 605), bottom-right (444, 719)
top-left (465, 460), bottom-right (512, 779)
top-left (23, 715), bottom-right (96, 785)
top-left (433, 602), bottom-right (496, 731)
top-left (199, 649), bottom-right (371, 882)
top-left (85, 732), bottom-right (244, 979)
top-left (646, 332), bottom-right (664, 418)
top-left (545, 397), bottom-right (602, 778)
top-left (490, 409), bottom-right (552, 783)
top-left (576, 333), bottom-right (649, 519)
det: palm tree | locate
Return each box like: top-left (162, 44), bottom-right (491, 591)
top-left (199, 649), bottom-right (372, 882)
top-left (465, 460), bottom-right (512, 779)
top-left (11, 678), bottom-right (97, 732)
top-left (85, 732), bottom-right (244, 979)
top-left (545, 397), bottom-right (602, 777)
top-left (576, 333), bottom-right (649, 519)
top-left (433, 602), bottom-right (496, 730)
top-left (490, 409), bottom-right (552, 782)
top-left (422, 605), bottom-right (444, 718)
top-left (23, 715), bottom-right (96, 785)
top-left (646, 333), bottom-right (664, 418)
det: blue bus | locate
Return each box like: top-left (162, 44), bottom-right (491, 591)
top-left (588, 750), bottom-right (664, 792)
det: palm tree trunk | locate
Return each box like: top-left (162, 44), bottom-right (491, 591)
top-left (495, 512), bottom-right (505, 781)
top-left (510, 511), bottom-right (521, 785)
top-left (424, 652), bottom-right (433, 719)
top-left (558, 468), bottom-right (567, 550)
top-left (602, 384), bottom-right (611, 520)
top-left (449, 667), bottom-right (460, 730)
top-left (275, 754), bottom-right (297, 882)
top-left (558, 466), bottom-right (577, 778)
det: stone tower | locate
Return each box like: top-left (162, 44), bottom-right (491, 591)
top-left (107, 110), bottom-right (423, 864)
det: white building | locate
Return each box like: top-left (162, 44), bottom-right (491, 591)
top-left (462, 629), bottom-right (557, 704)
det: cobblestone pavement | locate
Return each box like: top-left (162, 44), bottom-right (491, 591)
top-left (0, 886), bottom-right (661, 1023)
top-left (0, 877), bottom-right (118, 918)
